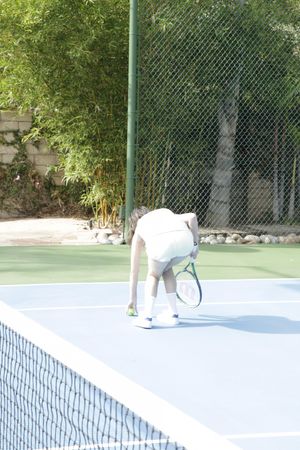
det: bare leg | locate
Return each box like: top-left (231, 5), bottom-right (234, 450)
top-left (162, 268), bottom-right (178, 315)
top-left (162, 268), bottom-right (176, 293)
top-left (134, 259), bottom-right (169, 329)
top-left (145, 255), bottom-right (187, 301)
top-left (159, 256), bottom-right (187, 321)
top-left (143, 273), bottom-right (159, 318)
top-left (135, 256), bottom-right (187, 328)
top-left (143, 259), bottom-right (169, 317)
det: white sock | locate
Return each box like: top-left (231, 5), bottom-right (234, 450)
top-left (166, 292), bottom-right (178, 316)
top-left (144, 296), bottom-right (156, 318)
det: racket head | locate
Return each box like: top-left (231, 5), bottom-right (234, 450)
top-left (175, 262), bottom-right (202, 308)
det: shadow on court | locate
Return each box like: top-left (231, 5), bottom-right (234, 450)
top-left (280, 282), bottom-right (300, 292)
top-left (164, 314), bottom-right (300, 334)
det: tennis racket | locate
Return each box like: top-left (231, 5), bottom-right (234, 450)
top-left (175, 261), bottom-right (202, 308)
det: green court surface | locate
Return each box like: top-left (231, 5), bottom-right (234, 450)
top-left (0, 244), bottom-right (299, 285)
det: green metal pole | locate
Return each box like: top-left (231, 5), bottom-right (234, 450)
top-left (125, 0), bottom-right (138, 235)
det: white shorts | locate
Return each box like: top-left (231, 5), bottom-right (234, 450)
top-left (145, 229), bottom-right (193, 262)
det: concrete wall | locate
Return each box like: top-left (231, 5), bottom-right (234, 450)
top-left (0, 111), bottom-right (63, 185)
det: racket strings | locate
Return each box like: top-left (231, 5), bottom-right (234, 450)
top-left (175, 263), bottom-right (202, 308)
top-left (177, 281), bottom-right (198, 301)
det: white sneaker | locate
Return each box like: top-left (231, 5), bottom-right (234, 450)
top-left (157, 311), bottom-right (179, 326)
top-left (134, 316), bottom-right (152, 329)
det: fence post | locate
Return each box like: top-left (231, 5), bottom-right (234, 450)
top-left (125, 0), bottom-right (138, 237)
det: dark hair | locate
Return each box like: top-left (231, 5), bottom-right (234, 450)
top-left (127, 206), bottom-right (150, 244)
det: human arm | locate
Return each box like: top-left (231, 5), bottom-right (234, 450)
top-left (128, 231), bottom-right (144, 313)
top-left (176, 212), bottom-right (199, 259)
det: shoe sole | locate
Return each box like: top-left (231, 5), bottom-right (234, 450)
top-left (134, 318), bottom-right (152, 329)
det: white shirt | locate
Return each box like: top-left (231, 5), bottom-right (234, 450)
top-left (136, 208), bottom-right (188, 243)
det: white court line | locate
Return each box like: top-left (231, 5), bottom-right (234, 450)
top-left (17, 299), bottom-right (300, 312)
top-left (226, 431), bottom-right (300, 440)
top-left (17, 303), bottom-right (166, 312)
top-left (201, 300), bottom-right (300, 306)
top-left (0, 278), bottom-right (299, 288)
top-left (18, 305), bottom-right (130, 312)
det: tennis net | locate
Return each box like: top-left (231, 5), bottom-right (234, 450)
top-left (0, 301), bottom-right (240, 450)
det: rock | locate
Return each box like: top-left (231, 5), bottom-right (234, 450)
top-left (260, 234), bottom-right (278, 244)
top-left (94, 227), bottom-right (112, 236)
top-left (98, 238), bottom-right (112, 245)
top-left (284, 234), bottom-right (300, 244)
top-left (196, 230), bottom-right (299, 246)
top-left (225, 237), bottom-right (236, 244)
top-left (244, 235), bottom-right (260, 244)
top-left (108, 233), bottom-right (121, 241)
top-left (112, 237), bottom-right (125, 245)
top-left (216, 235), bottom-right (226, 244)
top-left (205, 234), bottom-right (214, 243)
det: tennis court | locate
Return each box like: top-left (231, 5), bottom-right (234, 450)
top-left (0, 244), bottom-right (300, 450)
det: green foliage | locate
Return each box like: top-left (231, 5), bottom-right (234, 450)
top-left (0, 0), bottom-right (128, 221)
top-left (0, 134), bottom-right (84, 215)
top-left (0, 136), bottom-right (48, 214)
top-left (136, 0), bottom-right (300, 222)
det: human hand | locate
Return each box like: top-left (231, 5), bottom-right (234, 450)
top-left (190, 243), bottom-right (199, 261)
top-left (127, 301), bottom-right (138, 316)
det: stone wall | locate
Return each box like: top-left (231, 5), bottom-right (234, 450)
top-left (0, 111), bottom-right (62, 185)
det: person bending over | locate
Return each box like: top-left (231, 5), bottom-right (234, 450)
top-left (127, 207), bottom-right (199, 329)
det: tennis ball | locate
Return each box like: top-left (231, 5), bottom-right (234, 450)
top-left (127, 307), bottom-right (136, 317)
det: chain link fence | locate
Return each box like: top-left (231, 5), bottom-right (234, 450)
top-left (134, 0), bottom-right (300, 234)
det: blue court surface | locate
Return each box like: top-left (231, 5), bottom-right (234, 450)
top-left (1, 278), bottom-right (300, 450)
